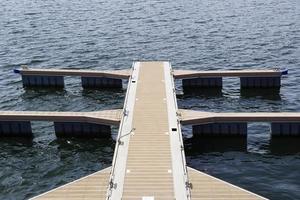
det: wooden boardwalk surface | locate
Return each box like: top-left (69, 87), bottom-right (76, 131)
top-left (16, 68), bottom-right (131, 79)
top-left (173, 69), bottom-right (283, 79)
top-left (122, 62), bottom-right (175, 199)
top-left (31, 166), bottom-right (265, 200)
top-left (0, 110), bottom-right (122, 125)
top-left (188, 167), bottom-right (266, 200)
top-left (31, 167), bottom-right (111, 200)
top-left (179, 109), bottom-right (300, 125)
top-left (27, 62), bottom-right (268, 200)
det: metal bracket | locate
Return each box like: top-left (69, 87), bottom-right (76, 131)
top-left (118, 139), bottom-right (124, 145)
top-left (123, 109), bottom-right (129, 116)
top-left (186, 181), bottom-right (193, 189)
top-left (109, 180), bottom-right (117, 189)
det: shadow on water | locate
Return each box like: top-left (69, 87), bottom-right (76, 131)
top-left (49, 137), bottom-right (115, 151)
top-left (178, 88), bottom-right (223, 99)
top-left (240, 88), bottom-right (281, 100)
top-left (81, 88), bottom-right (125, 108)
top-left (21, 88), bottom-right (67, 98)
top-left (0, 137), bottom-right (33, 147)
top-left (270, 137), bottom-right (300, 155)
top-left (184, 136), bottom-right (247, 155)
top-left (23, 86), bottom-right (66, 91)
top-left (81, 88), bottom-right (125, 96)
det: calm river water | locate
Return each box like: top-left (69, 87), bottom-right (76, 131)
top-left (0, 0), bottom-right (299, 199)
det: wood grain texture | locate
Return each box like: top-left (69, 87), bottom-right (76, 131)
top-left (19, 68), bottom-right (131, 79)
top-left (179, 109), bottom-right (300, 125)
top-left (173, 69), bottom-right (282, 79)
top-left (28, 63), bottom-right (269, 200)
top-left (188, 167), bottom-right (266, 200)
top-left (0, 109), bottom-right (122, 125)
top-left (31, 167), bottom-right (111, 200)
top-left (122, 62), bottom-right (175, 199)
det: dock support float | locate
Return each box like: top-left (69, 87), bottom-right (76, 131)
top-left (54, 122), bottom-right (111, 138)
top-left (0, 121), bottom-right (32, 137)
top-left (180, 109), bottom-right (300, 137)
top-left (193, 122), bottom-right (247, 137)
top-left (81, 77), bottom-right (122, 89)
top-left (192, 122), bottom-right (300, 137)
top-left (182, 77), bottom-right (222, 89)
top-left (0, 110), bottom-right (121, 138)
top-left (271, 123), bottom-right (300, 136)
top-left (22, 75), bottom-right (64, 88)
top-left (240, 77), bottom-right (281, 88)
top-left (174, 68), bottom-right (288, 92)
top-left (14, 67), bottom-right (130, 89)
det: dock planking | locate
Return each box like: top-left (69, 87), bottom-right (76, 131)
top-left (4, 62), bottom-right (297, 199)
top-left (29, 62), bottom-right (267, 200)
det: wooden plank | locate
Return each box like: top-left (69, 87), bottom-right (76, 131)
top-left (188, 167), bottom-right (266, 200)
top-left (30, 167), bottom-right (111, 200)
top-left (122, 62), bottom-right (175, 199)
top-left (0, 109), bottom-right (122, 125)
top-left (15, 68), bottom-right (131, 79)
top-left (179, 109), bottom-right (300, 125)
top-left (173, 69), bottom-right (283, 79)
top-left (27, 62), bottom-right (270, 200)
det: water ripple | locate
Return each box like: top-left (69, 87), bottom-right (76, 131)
top-left (0, 0), bottom-right (299, 199)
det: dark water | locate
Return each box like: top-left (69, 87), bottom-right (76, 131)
top-left (0, 0), bottom-right (299, 199)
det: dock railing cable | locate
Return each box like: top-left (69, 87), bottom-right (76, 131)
top-left (108, 63), bottom-right (191, 199)
top-left (107, 62), bottom-right (135, 199)
top-left (170, 67), bottom-right (191, 199)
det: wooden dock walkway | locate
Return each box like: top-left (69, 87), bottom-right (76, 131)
top-left (179, 109), bottom-right (300, 125)
top-left (31, 167), bottom-right (111, 200)
top-left (173, 69), bottom-right (286, 79)
top-left (15, 67), bottom-right (131, 79)
top-left (0, 110), bottom-right (122, 125)
top-left (107, 62), bottom-right (190, 199)
top-left (31, 166), bottom-right (265, 200)
top-left (121, 62), bottom-right (175, 199)
top-left (5, 61), bottom-right (295, 199)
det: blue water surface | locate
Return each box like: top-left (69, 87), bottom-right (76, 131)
top-left (0, 0), bottom-right (299, 199)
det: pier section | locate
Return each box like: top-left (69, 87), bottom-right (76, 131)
top-left (14, 68), bottom-right (131, 89)
top-left (0, 110), bottom-right (121, 137)
top-left (7, 62), bottom-right (281, 200)
top-left (31, 167), bottom-right (111, 200)
top-left (180, 109), bottom-right (300, 137)
top-left (174, 69), bottom-right (287, 91)
top-left (108, 62), bottom-right (190, 199)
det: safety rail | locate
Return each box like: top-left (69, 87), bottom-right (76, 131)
top-left (107, 62), bottom-right (136, 199)
top-left (169, 65), bottom-right (192, 199)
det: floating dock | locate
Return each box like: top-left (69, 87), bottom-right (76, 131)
top-left (0, 61), bottom-right (297, 199)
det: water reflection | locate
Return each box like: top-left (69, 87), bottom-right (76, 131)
top-left (240, 88), bottom-right (281, 100)
top-left (181, 88), bottom-right (223, 98)
top-left (184, 136), bottom-right (247, 154)
top-left (52, 137), bottom-right (115, 151)
top-left (0, 137), bottom-right (33, 147)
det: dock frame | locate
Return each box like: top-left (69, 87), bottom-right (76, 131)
top-left (1, 62), bottom-right (297, 199)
